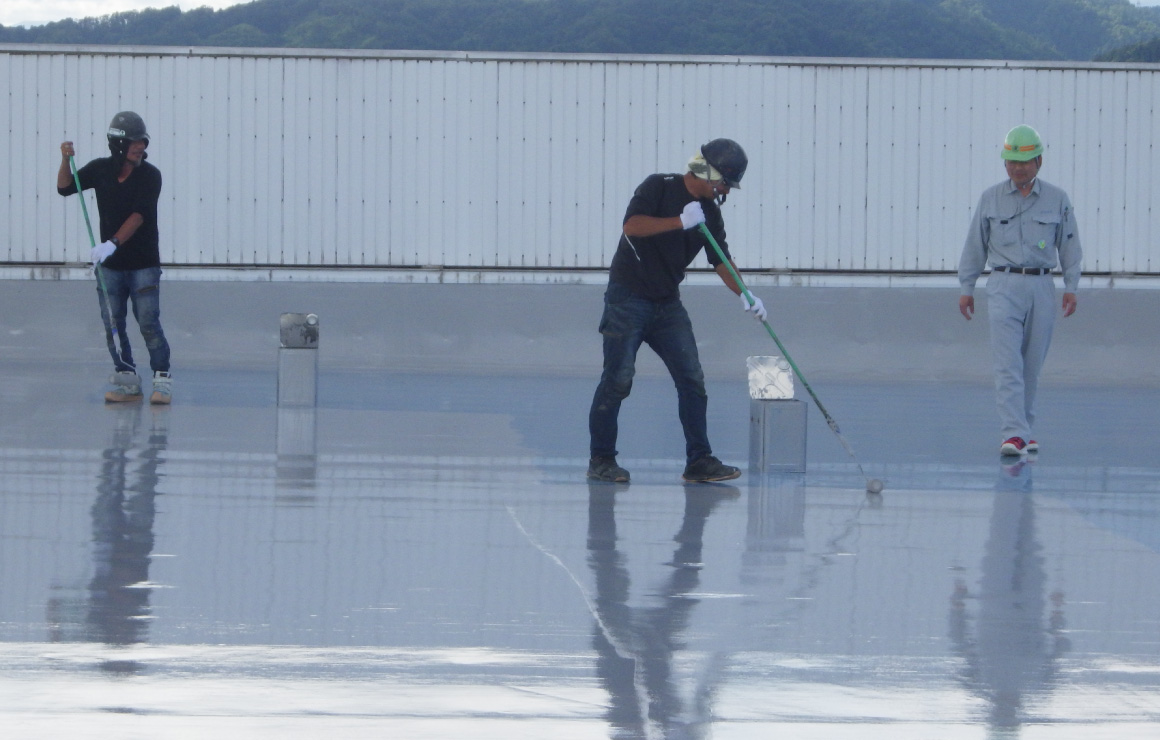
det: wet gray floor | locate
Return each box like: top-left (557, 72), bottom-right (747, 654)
top-left (2, 278), bottom-right (1159, 738)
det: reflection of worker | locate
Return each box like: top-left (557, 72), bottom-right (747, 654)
top-left (86, 405), bottom-right (166, 653)
top-left (57, 111), bottom-right (173, 405)
top-left (587, 483), bottom-right (738, 734)
top-left (947, 462), bottom-right (1068, 731)
top-left (588, 139), bottom-right (763, 484)
top-left (958, 125), bottom-right (1082, 457)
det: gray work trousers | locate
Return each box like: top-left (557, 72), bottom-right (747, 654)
top-left (986, 271), bottom-right (1056, 443)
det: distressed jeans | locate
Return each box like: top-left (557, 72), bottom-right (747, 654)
top-left (588, 282), bottom-right (712, 464)
top-left (96, 265), bottom-right (171, 374)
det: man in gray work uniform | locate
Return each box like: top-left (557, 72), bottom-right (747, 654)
top-left (958, 124), bottom-right (1083, 457)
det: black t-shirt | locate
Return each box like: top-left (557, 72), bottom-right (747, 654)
top-left (59, 157), bottom-right (163, 271)
top-left (607, 173), bottom-right (731, 302)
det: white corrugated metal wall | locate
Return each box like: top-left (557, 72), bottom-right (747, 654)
top-left (2, 45), bottom-right (1157, 275)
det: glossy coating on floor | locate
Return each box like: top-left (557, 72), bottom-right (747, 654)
top-left (2, 280), bottom-right (1159, 738)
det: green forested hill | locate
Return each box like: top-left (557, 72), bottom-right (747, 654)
top-left (1096, 34), bottom-right (1160, 61)
top-left (2, 0), bottom-right (1159, 62)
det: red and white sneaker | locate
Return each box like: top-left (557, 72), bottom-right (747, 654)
top-left (1026, 440), bottom-right (1039, 453)
top-left (1000, 437), bottom-right (1028, 456)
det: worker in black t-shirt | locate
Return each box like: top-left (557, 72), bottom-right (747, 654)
top-left (588, 139), bottom-right (764, 484)
top-left (58, 111), bottom-right (173, 405)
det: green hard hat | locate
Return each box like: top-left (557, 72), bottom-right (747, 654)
top-left (1001, 124), bottom-right (1043, 161)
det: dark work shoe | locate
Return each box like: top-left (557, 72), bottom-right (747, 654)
top-left (682, 455), bottom-right (741, 483)
top-left (587, 456), bottom-right (630, 483)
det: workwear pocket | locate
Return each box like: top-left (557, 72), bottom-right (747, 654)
top-left (987, 216), bottom-right (1020, 250)
top-left (1029, 213), bottom-right (1061, 251)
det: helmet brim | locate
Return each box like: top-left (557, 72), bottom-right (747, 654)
top-left (1001, 148), bottom-right (1041, 162)
top-left (701, 138), bottom-right (747, 190)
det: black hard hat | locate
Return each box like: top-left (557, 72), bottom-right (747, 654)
top-left (701, 138), bottom-right (747, 189)
top-left (108, 111), bottom-right (149, 142)
top-left (107, 111), bottom-right (149, 160)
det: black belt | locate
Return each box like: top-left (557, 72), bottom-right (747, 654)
top-left (992, 266), bottom-right (1049, 275)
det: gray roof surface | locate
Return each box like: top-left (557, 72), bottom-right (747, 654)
top-left (2, 278), bottom-right (1158, 737)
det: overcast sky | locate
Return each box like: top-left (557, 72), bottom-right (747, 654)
top-left (3, 0), bottom-right (1160, 28)
top-left (1, 1), bottom-right (247, 28)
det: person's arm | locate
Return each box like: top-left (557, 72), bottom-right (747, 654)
top-left (623, 213), bottom-right (682, 237)
top-left (115, 166), bottom-right (161, 246)
top-left (715, 261), bottom-right (743, 295)
top-left (623, 181), bottom-right (705, 236)
top-left (111, 213), bottom-right (145, 246)
top-left (57, 142), bottom-right (78, 192)
top-left (958, 194), bottom-right (989, 320)
top-left (1057, 196), bottom-right (1082, 318)
top-left (716, 260), bottom-right (768, 320)
top-left (700, 205), bottom-right (740, 294)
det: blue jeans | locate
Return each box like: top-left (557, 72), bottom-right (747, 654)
top-left (589, 283), bottom-right (712, 464)
top-left (96, 266), bottom-right (171, 374)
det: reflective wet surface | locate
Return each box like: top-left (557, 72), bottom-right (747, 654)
top-left (2, 280), bottom-right (1159, 738)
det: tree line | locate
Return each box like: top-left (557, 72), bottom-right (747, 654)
top-left (2, 0), bottom-right (1159, 62)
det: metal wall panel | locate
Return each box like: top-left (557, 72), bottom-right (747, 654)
top-left (2, 46), bottom-right (1158, 276)
top-left (1124, 71), bottom-right (1156, 274)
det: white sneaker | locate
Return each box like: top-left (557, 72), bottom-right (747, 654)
top-left (1000, 437), bottom-right (1028, 456)
top-left (150, 371), bottom-right (173, 405)
top-left (105, 371), bottom-right (143, 403)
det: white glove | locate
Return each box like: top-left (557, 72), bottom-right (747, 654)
top-left (741, 292), bottom-right (767, 321)
top-left (679, 201), bottom-right (705, 230)
top-left (90, 240), bottom-right (117, 264)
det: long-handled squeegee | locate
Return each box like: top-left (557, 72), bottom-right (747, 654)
top-left (698, 223), bottom-right (884, 494)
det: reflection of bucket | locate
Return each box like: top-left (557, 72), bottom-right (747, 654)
top-left (747, 356), bottom-right (794, 400)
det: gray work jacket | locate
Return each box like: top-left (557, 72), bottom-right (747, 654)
top-left (958, 177), bottom-right (1083, 296)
